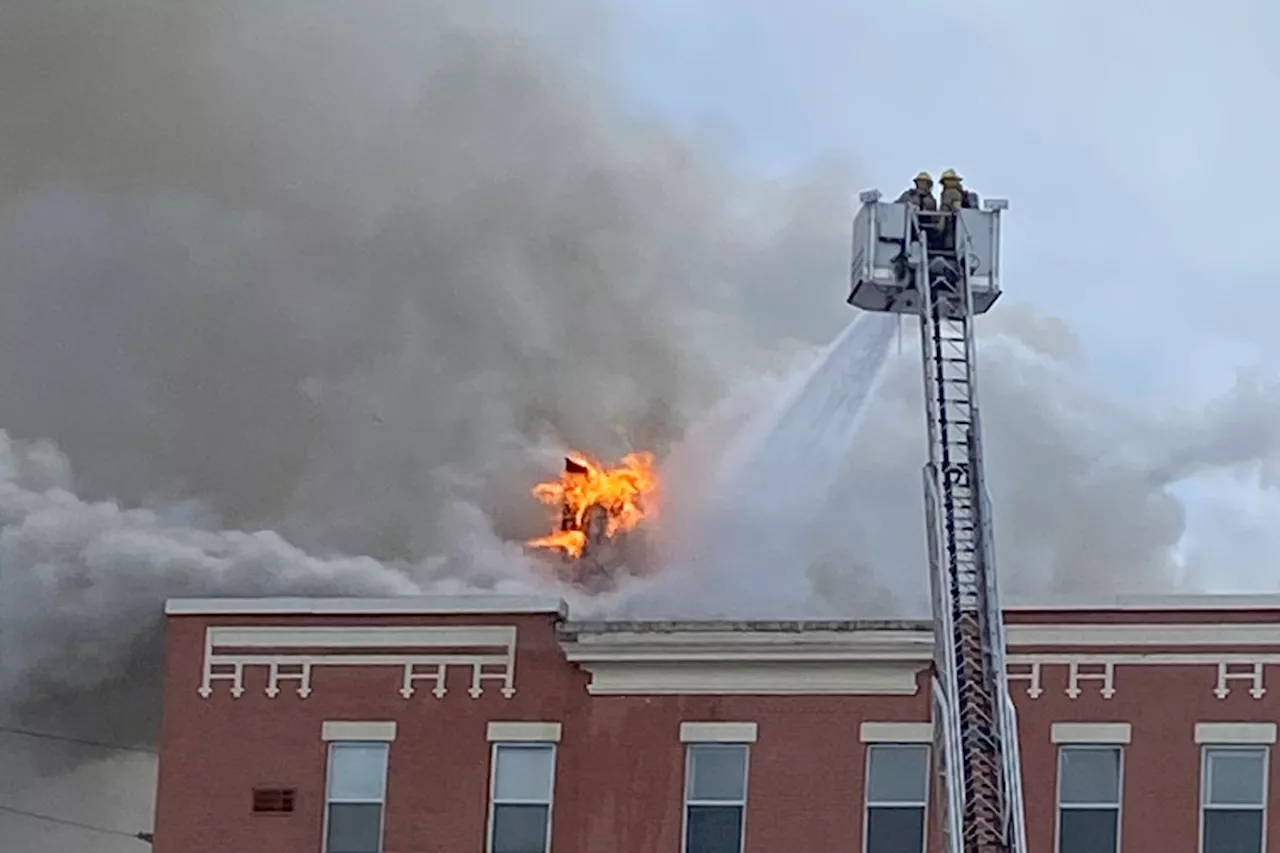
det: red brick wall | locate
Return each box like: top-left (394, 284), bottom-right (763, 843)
top-left (557, 689), bottom-right (931, 853)
top-left (154, 608), bottom-right (1280, 853)
top-left (154, 611), bottom-right (584, 853)
top-left (1014, 662), bottom-right (1280, 853)
top-left (153, 611), bottom-right (930, 853)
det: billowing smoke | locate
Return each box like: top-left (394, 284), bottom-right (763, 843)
top-left (0, 0), bottom-right (843, 745)
top-left (1, 0), bottom-right (1279, 847)
top-left (831, 309), bottom-right (1280, 612)
top-left (608, 305), bottom-right (1280, 620)
top-left (0, 1), bottom-right (847, 845)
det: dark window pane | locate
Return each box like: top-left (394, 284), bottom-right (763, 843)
top-left (865, 806), bottom-right (925, 853)
top-left (686, 804), bottom-right (743, 853)
top-left (492, 804), bottom-right (549, 853)
top-left (1204, 809), bottom-right (1264, 853)
top-left (1058, 747), bottom-right (1120, 805)
top-left (326, 802), bottom-right (383, 853)
top-left (689, 745), bottom-right (747, 802)
top-left (867, 745), bottom-right (930, 804)
top-left (1058, 808), bottom-right (1117, 853)
top-left (1206, 749), bottom-right (1267, 807)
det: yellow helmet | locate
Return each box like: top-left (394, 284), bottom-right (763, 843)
top-left (940, 168), bottom-right (962, 182)
top-left (914, 170), bottom-right (933, 184)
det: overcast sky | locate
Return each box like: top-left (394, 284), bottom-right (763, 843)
top-left (606, 0), bottom-right (1278, 387)
top-left (600, 0), bottom-right (1280, 590)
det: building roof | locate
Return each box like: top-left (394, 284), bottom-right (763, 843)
top-left (560, 619), bottom-right (932, 634)
top-left (163, 595), bottom-right (569, 617)
top-left (1007, 594), bottom-right (1280, 611)
top-left (163, 592), bottom-right (1280, 621)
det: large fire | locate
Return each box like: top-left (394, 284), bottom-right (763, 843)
top-left (526, 451), bottom-right (658, 560)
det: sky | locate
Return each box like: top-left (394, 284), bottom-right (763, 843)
top-left (599, 0), bottom-right (1280, 587)
top-left (606, 0), bottom-right (1277, 388)
top-left (2, 1), bottom-right (1279, 850)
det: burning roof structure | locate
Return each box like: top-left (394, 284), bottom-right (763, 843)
top-left (526, 451), bottom-right (658, 589)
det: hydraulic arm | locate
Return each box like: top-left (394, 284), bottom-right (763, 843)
top-left (912, 209), bottom-right (1026, 853)
top-left (847, 194), bottom-right (1025, 853)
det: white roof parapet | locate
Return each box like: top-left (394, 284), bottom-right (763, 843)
top-left (164, 595), bottom-right (569, 617)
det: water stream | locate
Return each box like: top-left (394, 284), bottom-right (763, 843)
top-left (630, 311), bottom-right (901, 617)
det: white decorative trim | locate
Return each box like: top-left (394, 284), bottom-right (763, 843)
top-left (1065, 661), bottom-right (1115, 700)
top-left (322, 721), bottom-right (397, 742)
top-left (487, 722), bottom-right (562, 743)
top-left (577, 663), bottom-right (923, 695)
top-left (560, 621), bottom-right (1280, 698)
top-left (1006, 661), bottom-right (1044, 699)
top-left (1008, 623), bottom-right (1280, 647)
top-left (1216, 663), bottom-right (1267, 699)
top-left (1195, 722), bottom-right (1278, 745)
top-left (860, 722), bottom-right (933, 743)
top-left (197, 625), bottom-right (519, 700)
top-left (1005, 654), bottom-right (1280, 700)
top-left (1051, 723), bottom-right (1131, 744)
top-left (167, 595), bottom-right (567, 617)
top-left (560, 625), bottom-right (930, 696)
top-left (680, 722), bottom-right (758, 743)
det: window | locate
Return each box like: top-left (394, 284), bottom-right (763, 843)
top-left (864, 744), bottom-right (929, 853)
top-left (488, 743), bottom-right (556, 853)
top-left (1056, 745), bottom-right (1122, 853)
top-left (684, 743), bottom-right (749, 853)
top-left (324, 741), bottom-right (389, 853)
top-left (1202, 746), bottom-right (1268, 853)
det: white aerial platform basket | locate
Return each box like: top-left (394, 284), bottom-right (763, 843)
top-left (847, 189), bottom-right (1007, 318)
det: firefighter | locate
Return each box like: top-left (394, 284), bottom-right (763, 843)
top-left (938, 168), bottom-right (969, 212)
top-left (895, 171), bottom-right (937, 210)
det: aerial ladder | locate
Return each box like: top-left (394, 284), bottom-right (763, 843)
top-left (848, 187), bottom-right (1027, 853)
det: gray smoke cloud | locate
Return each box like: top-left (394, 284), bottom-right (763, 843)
top-left (0, 0), bottom-right (842, 751)
top-left (0, 1), bottom-right (845, 846)
top-left (1, 0), bottom-right (1280, 848)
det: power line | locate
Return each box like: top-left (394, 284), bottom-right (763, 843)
top-left (0, 802), bottom-right (151, 843)
top-left (0, 724), bottom-right (156, 755)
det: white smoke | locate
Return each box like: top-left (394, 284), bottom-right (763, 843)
top-left (602, 304), bottom-right (1280, 621)
top-left (625, 312), bottom-right (899, 618)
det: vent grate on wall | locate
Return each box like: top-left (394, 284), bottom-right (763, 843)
top-left (252, 787), bottom-right (296, 814)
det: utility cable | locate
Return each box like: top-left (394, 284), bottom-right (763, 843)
top-left (0, 725), bottom-right (157, 842)
top-left (0, 802), bottom-right (152, 843)
top-left (0, 724), bottom-right (156, 755)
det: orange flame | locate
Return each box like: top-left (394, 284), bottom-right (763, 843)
top-left (526, 451), bottom-right (657, 559)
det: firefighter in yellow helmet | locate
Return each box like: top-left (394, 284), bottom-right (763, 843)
top-left (895, 171), bottom-right (937, 210)
top-left (938, 168), bottom-right (970, 212)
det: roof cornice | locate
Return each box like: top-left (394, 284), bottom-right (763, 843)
top-left (560, 622), bottom-right (934, 663)
top-left (558, 621), bottom-right (932, 696)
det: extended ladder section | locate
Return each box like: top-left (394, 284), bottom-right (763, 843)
top-left (912, 209), bottom-right (1027, 853)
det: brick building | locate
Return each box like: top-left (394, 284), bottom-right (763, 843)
top-left (153, 594), bottom-right (1280, 853)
